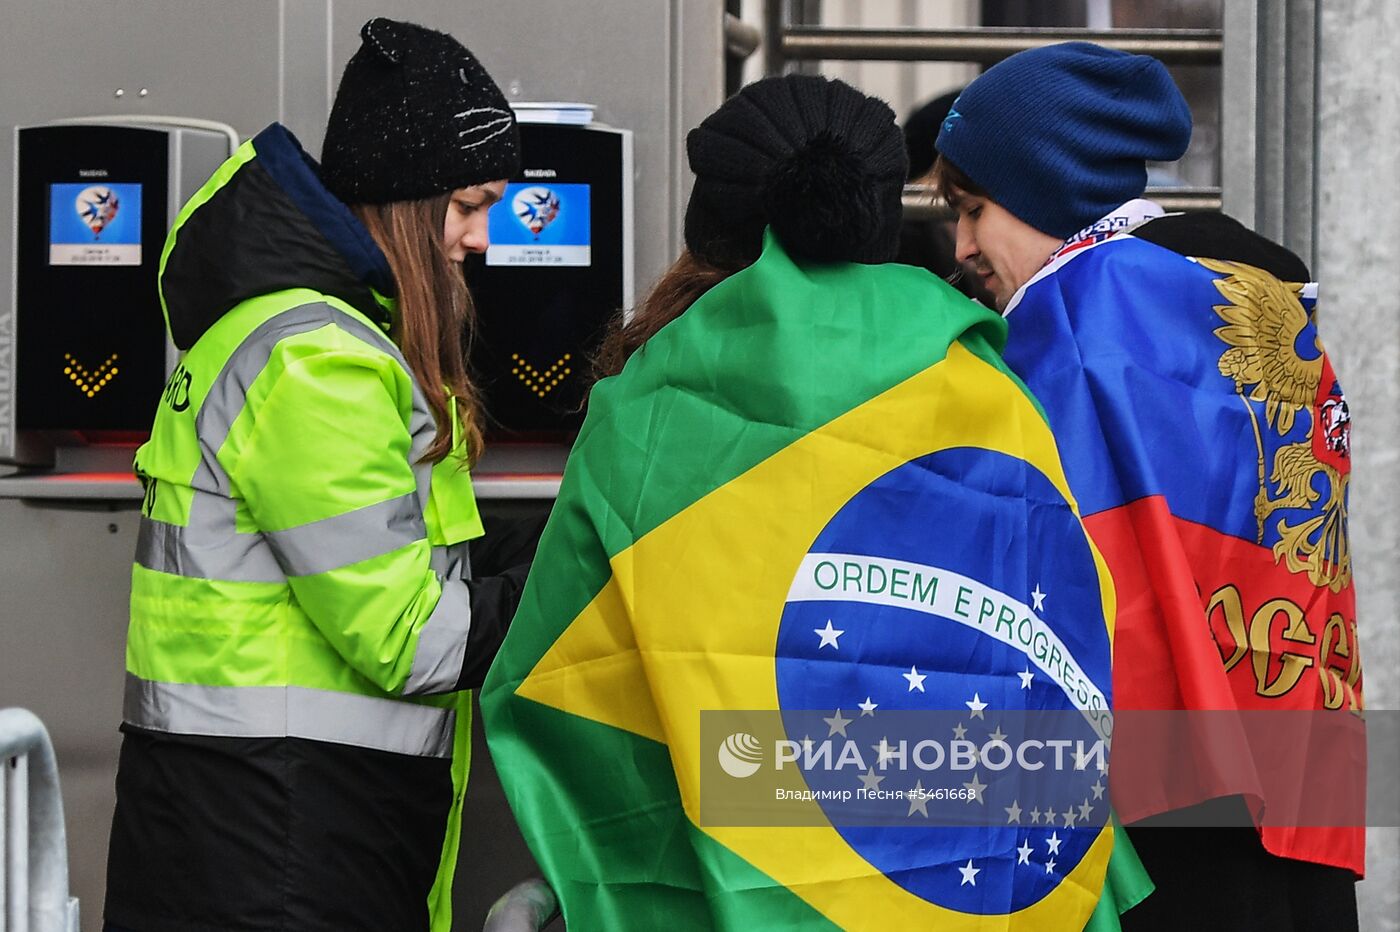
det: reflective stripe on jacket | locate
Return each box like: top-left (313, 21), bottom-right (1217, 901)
top-left (129, 288), bottom-right (482, 751)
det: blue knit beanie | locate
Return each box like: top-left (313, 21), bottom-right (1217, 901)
top-left (935, 42), bottom-right (1192, 239)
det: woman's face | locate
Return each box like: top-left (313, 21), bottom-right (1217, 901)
top-left (443, 181), bottom-right (507, 262)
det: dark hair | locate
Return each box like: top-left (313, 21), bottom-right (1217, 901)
top-left (930, 154), bottom-right (990, 206)
top-left (353, 196), bottom-right (485, 465)
top-left (593, 250), bottom-right (742, 381)
top-left (903, 89), bottom-right (963, 180)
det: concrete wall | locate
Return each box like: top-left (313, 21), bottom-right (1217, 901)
top-left (1318, 2), bottom-right (1400, 929)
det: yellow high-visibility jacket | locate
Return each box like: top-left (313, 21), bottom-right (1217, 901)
top-left (106, 123), bottom-right (522, 932)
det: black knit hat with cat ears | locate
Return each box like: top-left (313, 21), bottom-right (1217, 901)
top-left (321, 17), bottom-right (521, 204)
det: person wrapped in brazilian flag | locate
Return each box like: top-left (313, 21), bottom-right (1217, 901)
top-left (482, 74), bottom-right (1152, 930)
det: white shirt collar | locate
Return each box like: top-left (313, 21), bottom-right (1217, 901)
top-left (1002, 199), bottom-right (1165, 317)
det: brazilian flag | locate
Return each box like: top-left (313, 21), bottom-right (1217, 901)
top-left (481, 233), bottom-right (1151, 928)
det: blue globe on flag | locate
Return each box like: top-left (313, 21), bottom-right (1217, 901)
top-left (776, 447), bottom-right (1113, 913)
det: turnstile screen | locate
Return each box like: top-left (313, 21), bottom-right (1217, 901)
top-left (15, 125), bottom-right (168, 435)
top-left (486, 182), bottom-right (593, 268)
top-left (468, 123), bottom-right (627, 440)
top-left (48, 182), bottom-right (145, 266)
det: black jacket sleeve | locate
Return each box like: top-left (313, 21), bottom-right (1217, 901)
top-left (1132, 213), bottom-right (1311, 282)
top-left (456, 513), bottom-right (548, 690)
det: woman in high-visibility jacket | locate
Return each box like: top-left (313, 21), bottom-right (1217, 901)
top-left (103, 18), bottom-right (537, 932)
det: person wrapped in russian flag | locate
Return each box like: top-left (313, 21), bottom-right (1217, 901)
top-left (931, 40), bottom-right (1364, 932)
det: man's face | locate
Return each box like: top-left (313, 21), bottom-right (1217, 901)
top-left (948, 189), bottom-right (1062, 311)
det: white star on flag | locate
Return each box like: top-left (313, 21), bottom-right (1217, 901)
top-left (903, 666), bottom-right (926, 692)
top-left (1029, 807), bottom-right (1042, 824)
top-left (857, 696), bottom-right (878, 716)
top-left (872, 737), bottom-right (897, 765)
top-left (951, 722), bottom-right (967, 740)
top-left (1017, 667), bottom-right (1035, 689)
top-left (1046, 831), bottom-right (1062, 855)
top-left (814, 619), bottom-right (844, 649)
top-left (908, 780), bottom-right (929, 817)
top-left (857, 767), bottom-right (884, 792)
top-left (965, 693), bottom-right (988, 719)
top-left (1091, 779), bottom-right (1106, 800)
top-left (1063, 809), bottom-right (1077, 828)
top-left (963, 771), bottom-right (986, 804)
top-left (1004, 799), bottom-right (1022, 823)
top-left (1078, 800), bottom-right (1094, 822)
top-left (822, 709), bottom-right (851, 737)
top-left (988, 725), bottom-right (1007, 743)
top-left (1046, 858), bottom-right (1057, 875)
top-left (1017, 840), bottom-right (1033, 865)
top-left (1031, 584), bottom-right (1047, 612)
top-left (958, 859), bottom-right (980, 886)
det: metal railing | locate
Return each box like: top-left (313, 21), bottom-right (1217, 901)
top-left (763, 2), bottom-right (1224, 214)
top-left (724, 12), bottom-right (761, 61)
top-left (902, 185), bottom-right (1223, 220)
top-left (777, 26), bottom-right (1222, 67)
top-left (1, 709), bottom-right (79, 932)
top-left (483, 878), bottom-right (559, 932)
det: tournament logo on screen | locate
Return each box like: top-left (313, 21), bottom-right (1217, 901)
top-left (487, 182), bottom-right (591, 267)
top-left (77, 186), bottom-right (120, 236)
top-left (513, 186), bottom-right (561, 235)
top-left (50, 181), bottom-right (143, 266)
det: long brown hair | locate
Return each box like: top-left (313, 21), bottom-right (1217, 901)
top-left (353, 195), bottom-right (484, 465)
top-left (593, 250), bottom-right (741, 381)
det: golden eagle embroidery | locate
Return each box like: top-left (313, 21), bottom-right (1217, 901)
top-left (1202, 257), bottom-right (1350, 592)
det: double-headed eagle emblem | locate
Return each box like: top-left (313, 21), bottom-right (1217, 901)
top-left (1203, 258), bottom-right (1350, 592)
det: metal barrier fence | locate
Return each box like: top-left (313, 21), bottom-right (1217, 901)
top-left (1, 709), bottom-right (79, 932)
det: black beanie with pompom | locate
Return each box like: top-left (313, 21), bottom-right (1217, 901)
top-left (684, 75), bottom-right (907, 267)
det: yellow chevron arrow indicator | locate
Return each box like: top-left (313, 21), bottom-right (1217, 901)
top-left (63, 352), bottom-right (120, 398)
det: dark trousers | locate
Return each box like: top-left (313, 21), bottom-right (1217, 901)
top-left (1122, 799), bottom-right (1358, 932)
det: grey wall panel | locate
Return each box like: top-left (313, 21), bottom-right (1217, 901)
top-left (1220, 0), bottom-right (1319, 270)
top-left (280, 0), bottom-right (335, 155)
top-left (0, 0), bottom-right (284, 461)
top-left (0, 0), bottom-right (282, 137)
top-left (1318, 1), bottom-right (1400, 928)
top-left (673, 0), bottom-right (726, 273)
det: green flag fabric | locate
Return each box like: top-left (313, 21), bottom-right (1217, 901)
top-left (482, 232), bottom-right (1151, 929)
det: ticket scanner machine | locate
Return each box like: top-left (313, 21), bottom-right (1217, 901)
top-left (467, 105), bottom-right (633, 447)
top-left (3, 117), bottom-right (236, 486)
top-left (3, 110), bottom-right (629, 494)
